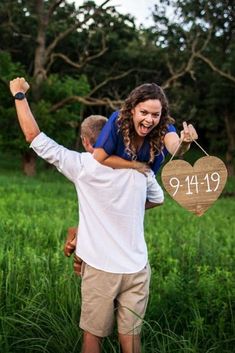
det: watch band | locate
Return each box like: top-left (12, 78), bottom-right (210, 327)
top-left (14, 92), bottom-right (26, 100)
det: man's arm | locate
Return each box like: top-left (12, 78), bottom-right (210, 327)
top-left (145, 200), bottom-right (163, 210)
top-left (9, 77), bottom-right (81, 182)
top-left (145, 171), bottom-right (164, 210)
top-left (9, 78), bottom-right (40, 142)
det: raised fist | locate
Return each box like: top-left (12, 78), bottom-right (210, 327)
top-left (10, 77), bottom-right (30, 96)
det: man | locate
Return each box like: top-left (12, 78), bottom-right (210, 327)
top-left (10, 77), bottom-right (164, 353)
top-left (63, 115), bottom-right (109, 275)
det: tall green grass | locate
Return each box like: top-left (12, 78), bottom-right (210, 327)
top-left (0, 167), bottom-right (234, 353)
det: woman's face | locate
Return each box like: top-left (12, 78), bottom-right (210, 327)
top-left (131, 99), bottom-right (162, 137)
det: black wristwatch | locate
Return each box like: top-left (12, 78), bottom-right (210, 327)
top-left (14, 92), bottom-right (26, 100)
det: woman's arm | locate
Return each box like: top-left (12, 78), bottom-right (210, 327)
top-left (93, 148), bottom-right (150, 175)
top-left (164, 121), bottom-right (198, 157)
top-left (93, 112), bottom-right (150, 174)
top-left (93, 112), bottom-right (149, 172)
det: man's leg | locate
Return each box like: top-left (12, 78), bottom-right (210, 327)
top-left (118, 333), bottom-right (141, 353)
top-left (116, 263), bottom-right (151, 353)
top-left (80, 264), bottom-right (122, 351)
top-left (82, 331), bottom-right (102, 353)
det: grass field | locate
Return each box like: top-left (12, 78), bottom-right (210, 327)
top-left (0, 163), bottom-right (235, 353)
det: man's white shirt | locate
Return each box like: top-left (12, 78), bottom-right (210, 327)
top-left (31, 133), bottom-right (164, 273)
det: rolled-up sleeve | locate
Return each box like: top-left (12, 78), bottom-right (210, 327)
top-left (94, 111), bottom-right (119, 155)
top-left (30, 132), bottom-right (82, 182)
top-left (166, 124), bottom-right (176, 133)
top-left (146, 171), bottom-right (164, 204)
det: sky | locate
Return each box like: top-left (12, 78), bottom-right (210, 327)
top-left (71, 0), bottom-right (157, 27)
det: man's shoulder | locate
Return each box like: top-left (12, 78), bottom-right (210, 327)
top-left (80, 152), bottom-right (93, 162)
top-left (80, 153), bottom-right (107, 172)
top-left (81, 155), bottom-right (142, 180)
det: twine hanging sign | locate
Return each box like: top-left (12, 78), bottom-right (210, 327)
top-left (161, 139), bottom-right (228, 216)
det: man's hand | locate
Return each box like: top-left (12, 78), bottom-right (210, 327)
top-left (10, 77), bottom-right (30, 96)
top-left (64, 227), bottom-right (77, 257)
top-left (9, 77), bottom-right (40, 142)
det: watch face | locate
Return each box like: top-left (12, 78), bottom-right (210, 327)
top-left (14, 92), bottom-right (25, 100)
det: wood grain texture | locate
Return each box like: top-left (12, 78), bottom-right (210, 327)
top-left (161, 156), bottom-right (228, 216)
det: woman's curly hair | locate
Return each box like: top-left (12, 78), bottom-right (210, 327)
top-left (117, 83), bottom-right (175, 163)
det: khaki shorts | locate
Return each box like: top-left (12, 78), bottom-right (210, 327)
top-left (79, 262), bottom-right (151, 337)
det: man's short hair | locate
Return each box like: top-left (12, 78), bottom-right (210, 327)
top-left (81, 115), bottom-right (108, 145)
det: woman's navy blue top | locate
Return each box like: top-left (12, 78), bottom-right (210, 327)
top-left (94, 111), bottom-right (176, 174)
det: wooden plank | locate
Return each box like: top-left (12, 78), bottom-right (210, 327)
top-left (161, 156), bottom-right (228, 216)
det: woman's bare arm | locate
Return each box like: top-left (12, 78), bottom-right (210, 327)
top-left (164, 122), bottom-right (198, 157)
top-left (93, 148), bottom-right (150, 175)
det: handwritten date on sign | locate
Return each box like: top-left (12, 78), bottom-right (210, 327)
top-left (161, 156), bottom-right (228, 216)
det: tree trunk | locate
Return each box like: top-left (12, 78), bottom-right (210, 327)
top-left (32, 0), bottom-right (47, 101)
top-left (224, 113), bottom-right (235, 176)
top-left (22, 151), bottom-right (36, 176)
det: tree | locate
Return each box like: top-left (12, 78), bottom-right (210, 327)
top-left (2, 0), bottom-right (233, 176)
top-left (0, 0), bottom-right (120, 174)
top-left (0, 0), bottom-right (176, 175)
top-left (151, 0), bottom-right (235, 175)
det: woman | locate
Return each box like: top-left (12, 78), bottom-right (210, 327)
top-left (93, 83), bottom-right (197, 174)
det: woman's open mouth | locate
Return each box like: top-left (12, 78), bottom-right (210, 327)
top-left (139, 123), bottom-right (152, 135)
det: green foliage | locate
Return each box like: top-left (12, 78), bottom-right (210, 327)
top-left (151, 0), bottom-right (235, 157)
top-left (0, 52), bottom-right (27, 152)
top-left (145, 193), bottom-right (235, 353)
top-left (34, 74), bottom-right (90, 147)
top-left (42, 74), bottom-right (89, 105)
top-left (0, 51), bottom-right (26, 112)
top-left (0, 0), bottom-right (234, 165)
top-left (0, 72), bottom-right (90, 152)
top-left (0, 52), bottom-right (25, 83)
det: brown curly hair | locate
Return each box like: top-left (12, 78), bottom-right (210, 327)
top-left (117, 83), bottom-right (175, 163)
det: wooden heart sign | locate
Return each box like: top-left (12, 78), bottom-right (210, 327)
top-left (161, 156), bottom-right (228, 216)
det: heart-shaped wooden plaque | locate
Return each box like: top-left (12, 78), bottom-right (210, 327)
top-left (161, 156), bottom-right (228, 216)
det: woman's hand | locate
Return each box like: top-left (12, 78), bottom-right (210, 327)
top-left (180, 121), bottom-right (198, 143)
top-left (164, 121), bottom-right (198, 157)
top-left (132, 161), bottom-right (150, 176)
top-left (176, 121), bottom-right (198, 156)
